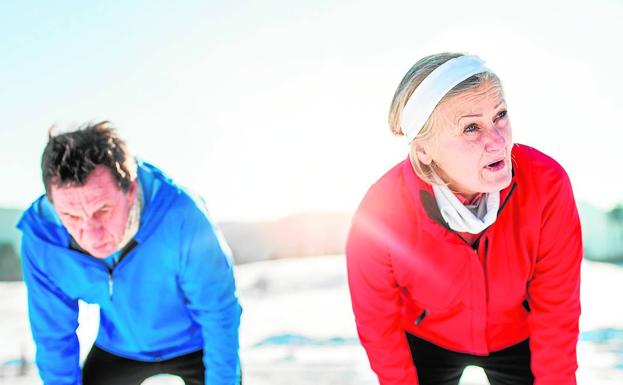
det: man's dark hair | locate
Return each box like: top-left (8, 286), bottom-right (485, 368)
top-left (41, 121), bottom-right (137, 200)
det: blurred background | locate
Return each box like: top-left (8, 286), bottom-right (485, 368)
top-left (1, 0), bottom-right (622, 384)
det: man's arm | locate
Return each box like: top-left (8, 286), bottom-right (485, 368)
top-left (178, 199), bottom-right (242, 385)
top-left (21, 237), bottom-right (81, 385)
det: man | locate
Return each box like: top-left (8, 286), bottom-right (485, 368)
top-left (18, 122), bottom-right (242, 385)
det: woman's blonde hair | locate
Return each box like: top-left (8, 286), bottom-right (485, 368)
top-left (388, 52), bottom-right (502, 184)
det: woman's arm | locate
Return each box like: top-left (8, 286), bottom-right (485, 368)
top-left (528, 167), bottom-right (582, 385)
top-left (346, 208), bottom-right (419, 385)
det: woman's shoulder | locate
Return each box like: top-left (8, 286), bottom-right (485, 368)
top-left (355, 157), bottom-right (415, 224)
top-left (512, 144), bottom-right (572, 192)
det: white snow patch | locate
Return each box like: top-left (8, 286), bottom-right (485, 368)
top-left (1, 256), bottom-right (622, 384)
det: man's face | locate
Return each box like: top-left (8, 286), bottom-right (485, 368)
top-left (50, 165), bottom-right (136, 259)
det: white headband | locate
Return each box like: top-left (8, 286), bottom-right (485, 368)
top-left (400, 55), bottom-right (489, 142)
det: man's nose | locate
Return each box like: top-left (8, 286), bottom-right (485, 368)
top-left (81, 217), bottom-right (106, 240)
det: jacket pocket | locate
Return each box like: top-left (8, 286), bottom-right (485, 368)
top-left (414, 309), bottom-right (428, 325)
top-left (401, 288), bottom-right (464, 326)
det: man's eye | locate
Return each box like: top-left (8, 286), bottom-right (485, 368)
top-left (463, 123), bottom-right (479, 133)
top-left (95, 208), bottom-right (111, 218)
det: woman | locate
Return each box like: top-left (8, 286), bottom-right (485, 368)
top-left (346, 53), bottom-right (581, 385)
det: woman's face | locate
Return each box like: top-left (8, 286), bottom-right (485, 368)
top-left (413, 80), bottom-right (513, 199)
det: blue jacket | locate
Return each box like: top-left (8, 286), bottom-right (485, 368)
top-left (18, 161), bottom-right (242, 385)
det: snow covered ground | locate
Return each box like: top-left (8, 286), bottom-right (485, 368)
top-left (1, 256), bottom-right (622, 384)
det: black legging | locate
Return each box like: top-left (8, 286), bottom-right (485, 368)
top-left (406, 333), bottom-right (534, 385)
top-left (83, 345), bottom-right (241, 385)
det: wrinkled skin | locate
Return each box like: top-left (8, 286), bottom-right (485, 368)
top-left (51, 165), bottom-right (137, 259)
top-left (413, 80), bottom-right (513, 199)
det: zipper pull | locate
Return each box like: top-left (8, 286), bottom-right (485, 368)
top-left (415, 309), bottom-right (428, 325)
top-left (108, 273), bottom-right (114, 300)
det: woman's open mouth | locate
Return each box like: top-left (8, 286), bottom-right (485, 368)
top-left (485, 159), bottom-right (505, 172)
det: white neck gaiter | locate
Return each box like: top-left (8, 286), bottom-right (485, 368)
top-left (119, 181), bottom-right (142, 249)
top-left (431, 173), bottom-right (500, 234)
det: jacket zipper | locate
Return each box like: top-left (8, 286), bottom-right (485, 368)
top-left (461, 182), bottom-right (518, 249)
top-left (107, 269), bottom-right (114, 298)
top-left (478, 183), bottom-right (516, 302)
top-left (483, 237), bottom-right (490, 304)
top-left (101, 240), bottom-right (139, 301)
top-left (447, 183), bottom-right (516, 309)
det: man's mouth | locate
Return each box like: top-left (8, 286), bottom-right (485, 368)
top-left (92, 241), bottom-right (110, 251)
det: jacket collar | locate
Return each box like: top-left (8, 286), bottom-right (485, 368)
top-left (401, 149), bottom-right (519, 232)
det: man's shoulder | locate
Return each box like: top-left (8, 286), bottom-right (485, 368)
top-left (136, 161), bottom-right (213, 233)
top-left (139, 161), bottom-right (205, 210)
top-left (18, 195), bottom-right (68, 246)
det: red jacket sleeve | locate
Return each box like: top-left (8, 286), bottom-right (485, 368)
top-left (528, 168), bottom-right (582, 385)
top-left (346, 208), bottom-right (419, 385)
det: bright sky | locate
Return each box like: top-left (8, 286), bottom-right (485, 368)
top-left (1, 0), bottom-right (622, 221)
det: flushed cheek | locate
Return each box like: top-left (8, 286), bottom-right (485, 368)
top-left (115, 209), bottom-right (130, 235)
top-left (109, 223), bottom-right (126, 242)
top-left (445, 154), bottom-right (478, 177)
top-left (463, 155), bottom-right (486, 178)
top-left (64, 224), bottom-right (81, 241)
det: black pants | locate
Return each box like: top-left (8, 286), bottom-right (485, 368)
top-left (82, 346), bottom-right (205, 385)
top-left (406, 333), bottom-right (534, 385)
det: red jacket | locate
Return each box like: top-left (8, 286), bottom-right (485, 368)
top-left (346, 144), bottom-right (581, 385)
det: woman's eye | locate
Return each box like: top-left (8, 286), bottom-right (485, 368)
top-left (463, 123), bottom-right (479, 133)
top-left (497, 110), bottom-right (508, 120)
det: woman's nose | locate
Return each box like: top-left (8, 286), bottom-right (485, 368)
top-left (485, 127), bottom-right (507, 153)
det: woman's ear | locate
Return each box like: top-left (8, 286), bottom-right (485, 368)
top-left (413, 141), bottom-right (433, 166)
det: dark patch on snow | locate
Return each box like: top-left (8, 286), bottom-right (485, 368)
top-left (581, 329), bottom-right (623, 370)
top-left (254, 334), bottom-right (358, 347)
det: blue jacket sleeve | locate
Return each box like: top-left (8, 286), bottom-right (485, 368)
top-left (178, 201), bottom-right (242, 385)
top-left (21, 236), bottom-right (81, 385)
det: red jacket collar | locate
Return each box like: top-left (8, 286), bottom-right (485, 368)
top-left (400, 150), bottom-right (518, 231)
